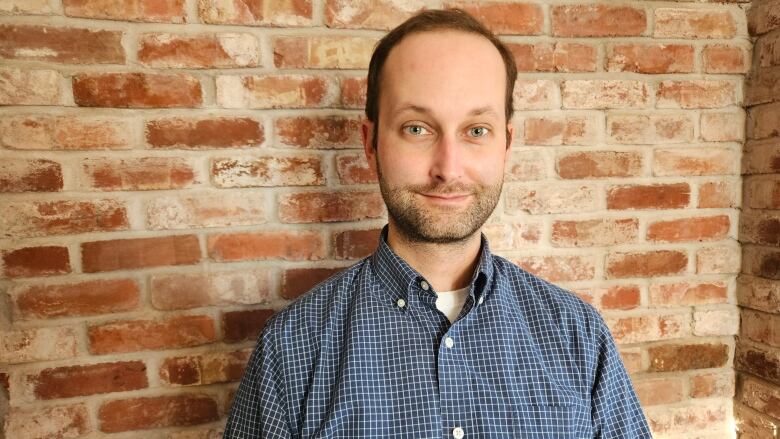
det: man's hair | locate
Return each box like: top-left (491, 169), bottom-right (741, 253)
top-left (365, 8), bottom-right (517, 127)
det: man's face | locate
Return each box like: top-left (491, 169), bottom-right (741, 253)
top-left (363, 30), bottom-right (513, 244)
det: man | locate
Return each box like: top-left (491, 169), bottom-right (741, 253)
top-left (225, 9), bottom-right (651, 438)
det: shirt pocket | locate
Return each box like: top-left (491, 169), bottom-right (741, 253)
top-left (513, 398), bottom-right (593, 438)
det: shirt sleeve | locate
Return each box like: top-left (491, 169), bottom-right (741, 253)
top-left (223, 322), bottom-right (292, 439)
top-left (591, 321), bottom-right (652, 438)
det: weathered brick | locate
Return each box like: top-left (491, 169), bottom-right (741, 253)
top-left (27, 361), bottom-right (148, 399)
top-left (64, 0), bottom-right (186, 23)
top-left (5, 404), bottom-right (89, 438)
top-left (336, 152), bottom-right (377, 184)
top-left (0, 68), bottom-right (61, 105)
top-left (737, 275), bottom-right (780, 314)
top-left (562, 80), bottom-right (649, 109)
top-left (82, 235), bottom-right (201, 273)
top-left (2, 115), bottom-right (134, 150)
top-left (513, 79), bottom-right (560, 110)
top-left (216, 74), bottom-right (331, 109)
top-left (198, 0), bottom-right (312, 26)
top-left (607, 183), bottom-right (690, 210)
top-left (482, 221), bottom-right (543, 251)
top-left (734, 403), bottom-right (778, 438)
top-left (606, 250), bottom-right (688, 278)
top-left (0, 199), bottom-right (129, 238)
top-left (743, 138), bottom-right (780, 175)
top-left (146, 117), bottom-right (262, 149)
top-left (139, 33), bottom-right (259, 68)
top-left (646, 400), bottom-right (730, 435)
top-left (691, 371), bottom-right (734, 398)
top-left (551, 218), bottom-right (638, 247)
top-left (655, 8), bottom-right (737, 39)
top-left (0, 0), bottom-right (53, 15)
top-left (649, 343), bottom-right (730, 371)
top-left (738, 376), bottom-right (780, 418)
top-left (756, 33), bottom-right (780, 68)
top-left (746, 67), bottom-right (780, 107)
top-left (701, 112), bottom-right (745, 142)
top-left (634, 377), bottom-right (685, 406)
top-left (150, 270), bottom-right (271, 310)
top-left (509, 42), bottom-right (597, 73)
top-left (607, 113), bottom-right (694, 145)
top-left (275, 116), bottom-right (362, 148)
top-left (600, 285), bottom-right (642, 311)
top-left (606, 313), bottom-right (690, 343)
top-left (208, 230), bottom-right (325, 262)
top-left (73, 73), bottom-right (202, 108)
top-left (222, 309), bottom-right (275, 343)
top-left (704, 44), bottom-right (748, 73)
top-left (13, 278), bottom-right (140, 319)
top-left (656, 80), bottom-right (737, 109)
top-left (89, 315), bottom-right (216, 354)
top-left (552, 4), bottom-right (646, 37)
top-left (82, 157), bottom-right (196, 191)
top-left (448, 2), bottom-right (543, 35)
top-left (647, 215), bottom-right (730, 243)
top-left (748, 102), bottom-right (780, 140)
top-left (749, 0), bottom-right (780, 35)
top-left (506, 184), bottom-right (598, 214)
top-left (99, 394), bottom-right (219, 432)
top-left (742, 308), bottom-right (780, 347)
top-left (556, 151), bottom-right (642, 179)
top-left (333, 228), bottom-right (381, 259)
top-left (697, 245), bottom-right (740, 274)
top-left (0, 24), bottom-right (124, 64)
top-left (160, 349), bottom-right (251, 386)
top-left (2, 246), bottom-right (70, 278)
top-left (148, 193), bottom-right (266, 230)
top-left (653, 148), bottom-right (739, 176)
top-left (274, 36), bottom-right (376, 69)
top-left (325, 0), bottom-right (424, 30)
top-left (211, 155), bottom-right (324, 187)
top-left (745, 178), bottom-right (780, 209)
top-left (650, 281), bottom-right (728, 307)
top-left (0, 327), bottom-right (77, 364)
top-left (514, 255), bottom-right (595, 282)
top-left (736, 344), bottom-right (780, 384)
top-left (620, 348), bottom-right (643, 374)
top-left (523, 115), bottom-right (598, 146)
top-left (0, 159), bottom-right (62, 192)
top-left (607, 44), bottom-right (694, 74)
top-left (340, 76), bottom-right (367, 108)
top-left (279, 191), bottom-right (384, 223)
top-left (694, 307), bottom-right (739, 336)
top-left (699, 180), bottom-right (738, 208)
top-left (505, 150), bottom-right (547, 181)
top-left (282, 267), bottom-right (344, 299)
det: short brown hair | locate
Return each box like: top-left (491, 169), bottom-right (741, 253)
top-left (365, 9), bottom-right (517, 126)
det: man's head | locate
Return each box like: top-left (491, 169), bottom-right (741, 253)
top-left (362, 9), bottom-right (516, 245)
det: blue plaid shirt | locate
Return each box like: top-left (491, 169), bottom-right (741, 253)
top-left (225, 228), bottom-right (651, 438)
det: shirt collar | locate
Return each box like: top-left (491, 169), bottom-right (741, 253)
top-left (369, 225), bottom-right (496, 305)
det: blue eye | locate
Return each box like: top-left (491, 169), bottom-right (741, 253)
top-left (469, 127), bottom-right (489, 137)
top-left (403, 125), bottom-right (430, 136)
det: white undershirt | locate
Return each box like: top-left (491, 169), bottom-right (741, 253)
top-left (435, 287), bottom-right (469, 323)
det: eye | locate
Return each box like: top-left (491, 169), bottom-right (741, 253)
top-left (468, 126), bottom-right (489, 138)
top-left (403, 125), bottom-right (431, 136)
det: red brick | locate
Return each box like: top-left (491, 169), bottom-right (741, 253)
top-left (89, 315), bottom-right (216, 354)
top-left (607, 44), bottom-right (694, 74)
top-left (523, 116), bottom-right (598, 146)
top-left (745, 178), bottom-right (780, 209)
top-left (5, 404), bottom-right (90, 438)
top-left (0, 0), bottom-right (54, 15)
top-left (64, 0), bottom-right (186, 23)
top-left (704, 44), bottom-right (748, 73)
top-left (741, 213), bottom-right (780, 246)
top-left (325, 0), bottom-right (423, 30)
top-left (0, 159), bottom-right (62, 192)
top-left (448, 2), bottom-right (543, 35)
top-left (0, 67), bottom-right (61, 105)
top-left (160, 349), bottom-right (251, 386)
top-left (506, 184), bottom-right (598, 214)
top-left (147, 193), bottom-right (267, 230)
top-left (606, 313), bottom-right (690, 344)
top-left (0, 115), bottom-right (135, 151)
top-left (279, 191), bottom-right (384, 223)
top-left (99, 394), bottom-right (219, 432)
top-left (28, 361), bottom-right (148, 399)
top-left (551, 218), bottom-right (638, 247)
top-left (139, 33), bottom-right (259, 68)
top-left (607, 183), bottom-right (690, 210)
top-left (649, 343), bottom-right (729, 372)
top-left (743, 138), bottom-right (780, 175)
top-left (600, 285), bottom-right (641, 310)
top-left (748, 102), bottom-right (780, 140)
top-left (635, 377), bottom-right (685, 406)
top-left (562, 80), bottom-right (649, 109)
top-left (282, 267), bottom-right (344, 299)
top-left (701, 112), bottom-right (745, 142)
top-left (505, 150), bottom-right (547, 181)
top-left (0, 24), bottom-right (124, 64)
top-left (222, 309), bottom-right (275, 343)
top-left (552, 4), bottom-right (646, 37)
top-left (649, 281), bottom-right (728, 306)
top-left (73, 73), bottom-right (202, 108)
top-left (607, 113), bottom-right (694, 145)
top-left (656, 80), bottom-right (737, 109)
top-left (146, 117), bottom-right (263, 149)
top-left (514, 255), bottom-right (595, 282)
top-left (208, 231), bottom-right (325, 262)
top-left (0, 199), bottom-right (129, 238)
top-left (513, 79), bottom-right (560, 110)
top-left (150, 270), bottom-right (270, 310)
top-left (217, 74), bottom-right (331, 109)
top-left (699, 180), bottom-right (738, 208)
top-left (606, 250), bottom-right (688, 278)
top-left (509, 42), bottom-right (597, 73)
top-left (620, 348), bottom-right (643, 374)
top-left (742, 309), bottom-right (780, 347)
top-left (333, 228), bottom-right (381, 259)
top-left (274, 36), bottom-right (376, 69)
top-left (653, 148), bottom-right (738, 176)
top-left (198, 0), bottom-right (312, 26)
top-left (647, 215), bottom-right (730, 243)
top-left (276, 115), bottom-right (362, 148)
top-left (556, 151), bottom-right (642, 179)
top-left (691, 371), bottom-right (734, 398)
top-left (211, 155), bottom-right (325, 187)
top-left (654, 8), bottom-right (737, 39)
top-left (736, 344), bottom-right (780, 384)
top-left (2, 246), bottom-right (69, 278)
top-left (738, 376), bottom-right (780, 418)
top-left (0, 327), bottom-right (78, 364)
top-left (13, 279), bottom-right (140, 319)
top-left (336, 152), bottom-right (376, 184)
top-left (82, 235), bottom-right (201, 273)
top-left (82, 157), bottom-right (196, 191)
top-left (746, 67), bottom-right (780, 106)
top-left (340, 76), bottom-right (366, 108)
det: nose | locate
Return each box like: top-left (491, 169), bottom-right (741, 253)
top-left (429, 134), bottom-right (463, 182)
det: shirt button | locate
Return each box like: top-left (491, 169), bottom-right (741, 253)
top-left (396, 298), bottom-right (406, 308)
top-left (477, 296), bottom-right (484, 305)
top-left (420, 280), bottom-right (430, 291)
top-left (444, 336), bottom-right (454, 349)
top-left (452, 427), bottom-right (464, 439)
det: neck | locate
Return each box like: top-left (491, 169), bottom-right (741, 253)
top-left (386, 221), bottom-right (482, 292)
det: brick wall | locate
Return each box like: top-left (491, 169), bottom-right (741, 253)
top-left (0, 0), bottom-right (753, 437)
top-left (737, 0), bottom-right (780, 437)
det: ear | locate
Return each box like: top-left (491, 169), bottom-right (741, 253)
top-left (505, 124), bottom-right (514, 150)
top-left (362, 119), bottom-right (378, 175)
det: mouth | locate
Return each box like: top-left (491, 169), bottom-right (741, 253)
top-left (419, 192), bottom-right (472, 203)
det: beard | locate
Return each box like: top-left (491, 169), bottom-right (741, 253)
top-left (376, 157), bottom-right (503, 245)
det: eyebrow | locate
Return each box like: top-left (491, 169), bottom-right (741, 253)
top-left (394, 104), bottom-right (500, 118)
